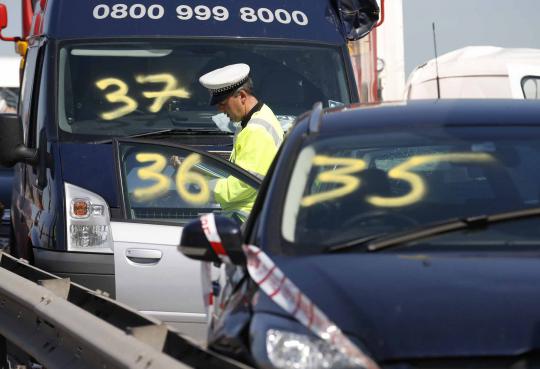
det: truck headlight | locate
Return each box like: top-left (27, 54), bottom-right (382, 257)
top-left (65, 183), bottom-right (113, 253)
top-left (266, 329), bottom-right (366, 369)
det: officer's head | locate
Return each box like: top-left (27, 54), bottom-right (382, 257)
top-left (199, 63), bottom-right (258, 122)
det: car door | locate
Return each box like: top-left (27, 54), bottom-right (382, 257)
top-left (112, 139), bottom-right (261, 341)
top-left (508, 64), bottom-right (540, 99)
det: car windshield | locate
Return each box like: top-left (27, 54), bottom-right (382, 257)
top-left (282, 127), bottom-right (540, 249)
top-left (57, 40), bottom-right (351, 141)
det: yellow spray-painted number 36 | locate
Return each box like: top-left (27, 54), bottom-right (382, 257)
top-left (133, 153), bottom-right (170, 202)
top-left (133, 152), bottom-right (210, 205)
top-left (301, 152), bottom-right (495, 208)
top-left (175, 153), bottom-right (210, 205)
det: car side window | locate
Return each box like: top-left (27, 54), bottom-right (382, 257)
top-left (522, 76), bottom-right (540, 99)
top-left (117, 142), bottom-right (259, 225)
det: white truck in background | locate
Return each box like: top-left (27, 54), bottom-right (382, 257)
top-left (405, 46), bottom-right (540, 100)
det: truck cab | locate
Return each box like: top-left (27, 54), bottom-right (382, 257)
top-left (0, 0), bottom-right (378, 339)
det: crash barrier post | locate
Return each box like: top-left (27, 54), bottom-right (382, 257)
top-left (0, 252), bottom-right (253, 369)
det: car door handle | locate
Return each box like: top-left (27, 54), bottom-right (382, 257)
top-left (125, 248), bottom-right (162, 265)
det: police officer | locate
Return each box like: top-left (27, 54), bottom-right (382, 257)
top-left (199, 63), bottom-right (284, 221)
top-left (197, 64), bottom-right (284, 317)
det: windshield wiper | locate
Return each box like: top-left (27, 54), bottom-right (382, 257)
top-left (93, 128), bottom-right (233, 144)
top-left (325, 207), bottom-right (540, 253)
top-left (324, 233), bottom-right (385, 253)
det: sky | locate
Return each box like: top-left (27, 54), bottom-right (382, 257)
top-left (403, 0), bottom-right (540, 76)
top-left (0, 0), bottom-right (21, 56)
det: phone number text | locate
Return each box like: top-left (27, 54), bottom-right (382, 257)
top-left (93, 4), bottom-right (309, 26)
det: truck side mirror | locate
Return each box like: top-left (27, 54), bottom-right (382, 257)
top-left (179, 216), bottom-right (246, 265)
top-left (332, 0), bottom-right (380, 40)
top-left (0, 114), bottom-right (37, 167)
top-left (0, 4), bottom-right (8, 30)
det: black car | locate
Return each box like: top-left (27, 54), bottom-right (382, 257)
top-left (180, 99), bottom-right (540, 369)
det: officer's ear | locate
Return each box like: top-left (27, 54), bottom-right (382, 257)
top-left (237, 89), bottom-right (248, 102)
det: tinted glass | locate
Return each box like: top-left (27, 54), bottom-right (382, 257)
top-left (118, 142), bottom-right (259, 225)
top-left (522, 76), bottom-right (540, 99)
top-left (58, 40), bottom-right (350, 140)
top-left (282, 128), bottom-right (540, 249)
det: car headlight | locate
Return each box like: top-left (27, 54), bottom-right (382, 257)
top-left (266, 329), bottom-right (365, 369)
top-left (65, 183), bottom-right (113, 253)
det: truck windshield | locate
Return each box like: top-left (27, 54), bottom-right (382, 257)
top-left (58, 40), bottom-right (351, 140)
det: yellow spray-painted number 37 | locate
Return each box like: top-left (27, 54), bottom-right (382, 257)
top-left (133, 152), bottom-right (210, 205)
top-left (95, 78), bottom-right (138, 121)
top-left (301, 152), bottom-right (495, 208)
top-left (96, 74), bottom-right (191, 121)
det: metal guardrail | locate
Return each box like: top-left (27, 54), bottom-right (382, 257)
top-left (0, 252), bottom-right (253, 369)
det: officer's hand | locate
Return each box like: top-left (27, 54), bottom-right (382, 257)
top-left (170, 155), bottom-right (183, 169)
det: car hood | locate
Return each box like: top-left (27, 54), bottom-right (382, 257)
top-left (254, 252), bottom-right (540, 360)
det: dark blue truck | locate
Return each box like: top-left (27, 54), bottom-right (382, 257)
top-left (0, 0), bottom-right (378, 338)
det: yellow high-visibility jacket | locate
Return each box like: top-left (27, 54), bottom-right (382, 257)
top-left (214, 104), bottom-right (284, 216)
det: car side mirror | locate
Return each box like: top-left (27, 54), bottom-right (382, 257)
top-left (0, 114), bottom-right (37, 167)
top-left (179, 215), bottom-right (246, 265)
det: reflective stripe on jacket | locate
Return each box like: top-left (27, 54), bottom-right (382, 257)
top-left (214, 104), bottom-right (284, 214)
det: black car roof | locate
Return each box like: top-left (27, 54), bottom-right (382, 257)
top-left (319, 99), bottom-right (540, 134)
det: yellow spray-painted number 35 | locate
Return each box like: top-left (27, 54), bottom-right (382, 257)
top-left (300, 155), bottom-right (367, 207)
top-left (367, 152), bottom-right (495, 207)
top-left (133, 152), bottom-right (210, 205)
top-left (301, 152), bottom-right (495, 208)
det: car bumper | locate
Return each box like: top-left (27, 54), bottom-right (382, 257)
top-left (33, 247), bottom-right (115, 298)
